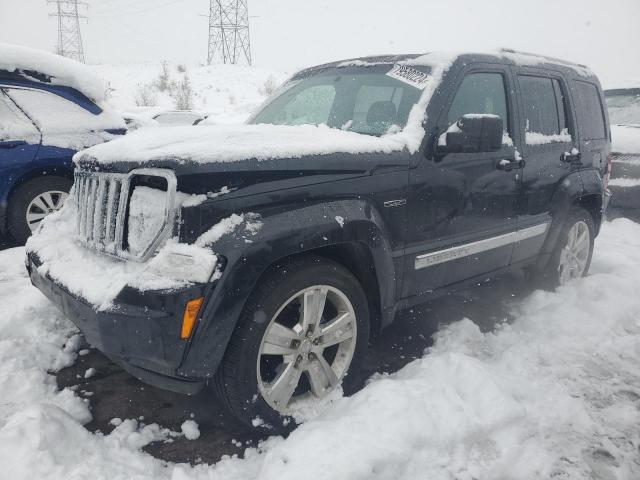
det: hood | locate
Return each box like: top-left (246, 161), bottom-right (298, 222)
top-left (74, 123), bottom-right (408, 168)
top-left (611, 124), bottom-right (640, 154)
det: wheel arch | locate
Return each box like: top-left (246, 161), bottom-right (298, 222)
top-left (536, 169), bottom-right (603, 270)
top-left (177, 200), bottom-right (396, 379)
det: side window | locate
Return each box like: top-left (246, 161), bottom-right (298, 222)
top-left (0, 90), bottom-right (39, 142)
top-left (518, 75), bottom-right (570, 144)
top-left (276, 85), bottom-right (336, 126)
top-left (5, 87), bottom-right (98, 133)
top-left (447, 72), bottom-right (509, 134)
top-left (573, 81), bottom-right (607, 140)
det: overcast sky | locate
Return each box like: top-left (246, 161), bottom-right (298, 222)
top-left (1, 0), bottom-right (638, 86)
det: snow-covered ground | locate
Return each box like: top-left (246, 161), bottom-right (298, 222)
top-left (1, 218), bottom-right (639, 479)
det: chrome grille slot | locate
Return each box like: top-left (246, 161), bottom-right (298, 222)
top-left (73, 168), bottom-right (177, 261)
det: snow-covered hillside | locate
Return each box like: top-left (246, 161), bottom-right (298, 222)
top-left (1, 218), bottom-right (640, 479)
top-left (89, 62), bottom-right (288, 124)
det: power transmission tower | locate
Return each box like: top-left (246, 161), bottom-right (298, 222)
top-left (207, 0), bottom-right (252, 66)
top-left (48, 0), bottom-right (87, 63)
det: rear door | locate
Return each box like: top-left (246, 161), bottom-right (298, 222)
top-left (571, 80), bottom-right (610, 175)
top-left (511, 69), bottom-right (578, 263)
top-left (403, 64), bottom-right (521, 297)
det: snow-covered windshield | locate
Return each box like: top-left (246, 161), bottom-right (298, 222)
top-left (249, 65), bottom-right (430, 136)
top-left (605, 89), bottom-right (640, 125)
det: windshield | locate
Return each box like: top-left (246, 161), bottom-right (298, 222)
top-left (249, 65), bottom-right (430, 136)
top-left (605, 89), bottom-right (640, 125)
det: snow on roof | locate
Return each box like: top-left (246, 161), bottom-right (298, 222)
top-left (332, 49), bottom-right (594, 77)
top-left (0, 43), bottom-right (106, 101)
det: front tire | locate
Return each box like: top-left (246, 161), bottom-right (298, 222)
top-left (7, 176), bottom-right (72, 244)
top-left (213, 255), bottom-right (370, 432)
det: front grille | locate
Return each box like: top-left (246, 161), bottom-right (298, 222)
top-left (74, 168), bottom-right (177, 261)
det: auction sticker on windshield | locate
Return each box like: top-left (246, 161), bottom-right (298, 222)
top-left (386, 64), bottom-right (430, 89)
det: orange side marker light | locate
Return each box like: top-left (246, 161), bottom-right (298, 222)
top-left (181, 297), bottom-right (204, 340)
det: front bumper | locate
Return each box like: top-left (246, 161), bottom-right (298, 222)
top-left (27, 253), bottom-right (209, 394)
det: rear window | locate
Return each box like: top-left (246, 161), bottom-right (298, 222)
top-left (6, 87), bottom-right (98, 134)
top-left (573, 81), bottom-right (607, 140)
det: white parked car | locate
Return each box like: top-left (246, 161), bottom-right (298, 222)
top-left (152, 110), bottom-right (207, 126)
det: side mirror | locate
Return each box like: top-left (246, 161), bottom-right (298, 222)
top-left (441, 114), bottom-right (503, 154)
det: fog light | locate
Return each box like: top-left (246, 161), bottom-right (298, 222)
top-left (181, 297), bottom-right (204, 340)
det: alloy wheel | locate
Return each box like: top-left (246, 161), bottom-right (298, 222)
top-left (558, 220), bottom-right (590, 285)
top-left (257, 285), bottom-right (357, 414)
top-left (25, 190), bottom-right (69, 232)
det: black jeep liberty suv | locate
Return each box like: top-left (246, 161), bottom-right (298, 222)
top-left (26, 50), bottom-right (612, 430)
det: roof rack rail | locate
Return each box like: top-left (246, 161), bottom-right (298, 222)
top-left (499, 48), bottom-right (589, 70)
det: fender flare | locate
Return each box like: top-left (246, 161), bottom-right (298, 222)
top-left (537, 168), bottom-right (602, 267)
top-left (177, 199), bottom-right (396, 379)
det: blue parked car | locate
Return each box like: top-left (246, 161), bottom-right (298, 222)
top-left (0, 45), bottom-right (126, 243)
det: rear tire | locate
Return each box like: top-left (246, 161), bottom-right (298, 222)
top-left (534, 207), bottom-right (595, 289)
top-left (213, 255), bottom-right (370, 432)
top-left (7, 176), bottom-right (72, 244)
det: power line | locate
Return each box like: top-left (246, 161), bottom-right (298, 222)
top-left (92, 0), bottom-right (186, 18)
top-left (48, 0), bottom-right (87, 63)
top-left (207, 0), bottom-right (252, 66)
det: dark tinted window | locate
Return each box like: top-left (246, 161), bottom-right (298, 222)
top-left (519, 76), bottom-right (563, 136)
top-left (447, 73), bottom-right (509, 132)
top-left (573, 81), bottom-right (607, 139)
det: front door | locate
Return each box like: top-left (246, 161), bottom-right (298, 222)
top-left (403, 66), bottom-right (522, 298)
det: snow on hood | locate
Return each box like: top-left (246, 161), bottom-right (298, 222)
top-left (75, 123), bottom-right (410, 165)
top-left (0, 43), bottom-right (106, 102)
top-left (611, 124), bottom-right (640, 154)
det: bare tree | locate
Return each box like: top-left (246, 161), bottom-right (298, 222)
top-left (156, 61), bottom-right (171, 92)
top-left (172, 74), bottom-right (193, 110)
top-left (134, 83), bottom-right (157, 107)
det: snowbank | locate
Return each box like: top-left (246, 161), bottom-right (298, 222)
top-left (2, 218), bottom-right (640, 479)
top-left (0, 43), bottom-right (107, 102)
top-left (611, 125), bottom-right (640, 154)
top-left (90, 62), bottom-right (287, 124)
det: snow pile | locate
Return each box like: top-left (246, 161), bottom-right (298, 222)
top-left (608, 177), bottom-right (640, 188)
top-left (25, 192), bottom-right (259, 309)
top-left (0, 43), bottom-right (107, 102)
top-left (611, 125), bottom-right (640, 154)
top-left (180, 420), bottom-right (200, 441)
top-left (1, 218), bottom-right (640, 479)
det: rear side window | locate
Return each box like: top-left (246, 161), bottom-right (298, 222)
top-left (519, 76), bottom-right (570, 144)
top-left (573, 81), bottom-right (607, 140)
top-left (447, 73), bottom-right (509, 133)
top-left (5, 87), bottom-right (98, 134)
top-left (0, 90), bottom-right (39, 142)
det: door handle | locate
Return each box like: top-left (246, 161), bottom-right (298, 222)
top-left (0, 140), bottom-right (27, 149)
top-left (561, 149), bottom-right (581, 164)
top-left (496, 158), bottom-right (525, 171)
